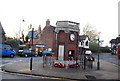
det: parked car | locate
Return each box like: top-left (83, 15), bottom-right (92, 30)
top-left (38, 50), bottom-right (53, 56)
top-left (17, 48), bottom-right (23, 55)
top-left (0, 44), bottom-right (16, 58)
top-left (18, 50), bottom-right (38, 57)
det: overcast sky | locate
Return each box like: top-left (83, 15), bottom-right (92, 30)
top-left (0, 0), bottom-right (119, 46)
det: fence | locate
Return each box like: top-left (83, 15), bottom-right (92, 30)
top-left (42, 55), bottom-right (94, 69)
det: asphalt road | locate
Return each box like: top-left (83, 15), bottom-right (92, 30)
top-left (0, 56), bottom-right (70, 81)
top-left (0, 53), bottom-right (120, 80)
top-left (0, 56), bottom-right (41, 80)
top-left (92, 53), bottom-right (120, 66)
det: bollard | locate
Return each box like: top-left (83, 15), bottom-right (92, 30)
top-left (30, 57), bottom-right (32, 70)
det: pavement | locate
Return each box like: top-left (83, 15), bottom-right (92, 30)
top-left (2, 59), bottom-right (120, 80)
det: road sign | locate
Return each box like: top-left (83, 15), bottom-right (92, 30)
top-left (28, 31), bottom-right (36, 39)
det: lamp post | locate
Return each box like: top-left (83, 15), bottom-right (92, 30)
top-left (97, 38), bottom-right (100, 70)
top-left (19, 19), bottom-right (25, 45)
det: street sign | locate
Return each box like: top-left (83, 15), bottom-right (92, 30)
top-left (28, 31), bottom-right (36, 39)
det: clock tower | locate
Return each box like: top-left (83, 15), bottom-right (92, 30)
top-left (55, 21), bottom-right (80, 60)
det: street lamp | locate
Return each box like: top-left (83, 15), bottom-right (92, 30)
top-left (93, 38), bottom-right (103, 70)
top-left (19, 19), bottom-right (25, 45)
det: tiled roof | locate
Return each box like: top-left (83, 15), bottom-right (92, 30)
top-left (110, 39), bottom-right (116, 43)
top-left (0, 22), bottom-right (5, 34)
top-left (49, 25), bottom-right (56, 31)
top-left (26, 39), bottom-right (39, 44)
top-left (79, 35), bottom-right (88, 40)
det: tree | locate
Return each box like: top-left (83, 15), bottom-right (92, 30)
top-left (100, 46), bottom-right (110, 53)
top-left (89, 42), bottom-right (99, 53)
top-left (82, 24), bottom-right (101, 53)
top-left (4, 37), bottom-right (19, 48)
top-left (25, 35), bottom-right (29, 43)
top-left (83, 24), bottom-right (100, 41)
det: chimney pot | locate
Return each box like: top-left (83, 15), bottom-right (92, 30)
top-left (46, 19), bottom-right (50, 26)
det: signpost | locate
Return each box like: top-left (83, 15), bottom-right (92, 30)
top-left (28, 31), bottom-right (36, 39)
top-left (30, 28), bottom-right (34, 71)
top-left (93, 38), bottom-right (103, 70)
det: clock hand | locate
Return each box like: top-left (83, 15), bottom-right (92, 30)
top-left (72, 37), bottom-right (75, 39)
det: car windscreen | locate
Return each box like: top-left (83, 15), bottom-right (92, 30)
top-left (2, 45), bottom-right (12, 50)
top-left (23, 50), bottom-right (31, 53)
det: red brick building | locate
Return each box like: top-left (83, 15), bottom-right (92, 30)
top-left (41, 19), bottom-right (56, 51)
top-left (41, 20), bottom-right (80, 60)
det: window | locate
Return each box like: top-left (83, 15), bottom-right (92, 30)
top-left (81, 42), bottom-right (83, 45)
top-left (6, 47), bottom-right (11, 50)
top-left (0, 46), bottom-right (2, 49)
top-left (86, 41), bottom-right (88, 46)
top-left (68, 50), bottom-right (75, 57)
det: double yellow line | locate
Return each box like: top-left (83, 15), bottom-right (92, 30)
top-left (1, 70), bottom-right (77, 81)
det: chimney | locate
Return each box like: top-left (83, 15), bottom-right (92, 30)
top-left (38, 25), bottom-right (41, 34)
top-left (37, 25), bottom-right (41, 38)
top-left (46, 19), bottom-right (50, 26)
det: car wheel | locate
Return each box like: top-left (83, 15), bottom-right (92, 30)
top-left (10, 54), bottom-right (14, 58)
top-left (24, 54), bottom-right (28, 57)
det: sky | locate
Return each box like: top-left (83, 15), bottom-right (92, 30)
top-left (0, 0), bottom-right (119, 47)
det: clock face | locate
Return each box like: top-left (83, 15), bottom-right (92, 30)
top-left (70, 34), bottom-right (75, 41)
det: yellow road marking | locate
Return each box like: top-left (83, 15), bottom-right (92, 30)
top-left (1, 70), bottom-right (77, 81)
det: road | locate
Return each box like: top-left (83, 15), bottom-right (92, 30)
top-left (93, 53), bottom-right (120, 66)
top-left (0, 56), bottom-right (69, 81)
top-left (0, 56), bottom-right (43, 79)
top-left (0, 53), bottom-right (120, 80)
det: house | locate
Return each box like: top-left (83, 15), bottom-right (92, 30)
top-left (79, 35), bottom-right (90, 54)
top-left (0, 22), bottom-right (6, 44)
top-left (110, 37), bottom-right (120, 54)
top-left (24, 25), bottom-right (42, 50)
top-left (41, 19), bottom-right (56, 52)
top-left (110, 39), bottom-right (117, 54)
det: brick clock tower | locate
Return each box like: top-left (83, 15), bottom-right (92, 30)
top-left (55, 21), bottom-right (80, 60)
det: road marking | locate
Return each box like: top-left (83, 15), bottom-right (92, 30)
top-left (1, 70), bottom-right (77, 81)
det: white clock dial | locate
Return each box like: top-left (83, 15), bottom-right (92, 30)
top-left (70, 34), bottom-right (75, 41)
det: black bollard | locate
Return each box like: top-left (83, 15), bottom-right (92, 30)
top-left (30, 57), bottom-right (32, 70)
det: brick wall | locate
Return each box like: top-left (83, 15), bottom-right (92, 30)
top-left (41, 26), bottom-right (56, 51)
top-left (56, 30), bottom-right (79, 60)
